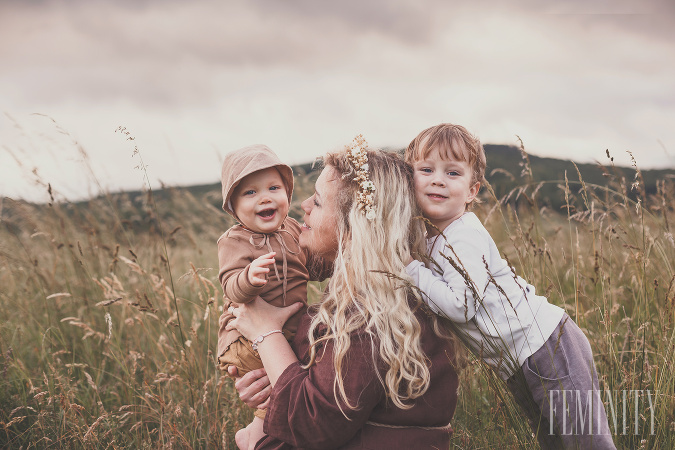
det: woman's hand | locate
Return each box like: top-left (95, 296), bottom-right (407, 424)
top-left (228, 367), bottom-right (272, 409)
top-left (228, 297), bottom-right (303, 388)
top-left (226, 296), bottom-right (304, 341)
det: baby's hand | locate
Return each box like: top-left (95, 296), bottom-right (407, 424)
top-left (248, 252), bottom-right (276, 286)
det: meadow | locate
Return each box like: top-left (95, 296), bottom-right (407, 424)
top-left (0, 145), bottom-right (673, 449)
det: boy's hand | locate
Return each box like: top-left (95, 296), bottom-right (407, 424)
top-left (248, 252), bottom-right (276, 286)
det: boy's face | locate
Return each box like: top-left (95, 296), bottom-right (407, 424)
top-left (412, 145), bottom-right (480, 234)
top-left (231, 167), bottom-right (289, 233)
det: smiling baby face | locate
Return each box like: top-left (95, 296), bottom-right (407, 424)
top-left (231, 167), bottom-right (290, 233)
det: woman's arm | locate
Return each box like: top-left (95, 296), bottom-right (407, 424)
top-left (226, 296), bottom-right (302, 385)
top-left (228, 299), bottom-right (385, 448)
top-left (263, 329), bottom-right (384, 448)
top-left (255, 332), bottom-right (299, 386)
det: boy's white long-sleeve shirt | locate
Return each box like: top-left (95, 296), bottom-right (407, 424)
top-left (406, 212), bottom-right (564, 379)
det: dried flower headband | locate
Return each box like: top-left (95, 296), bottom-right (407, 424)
top-left (346, 135), bottom-right (376, 220)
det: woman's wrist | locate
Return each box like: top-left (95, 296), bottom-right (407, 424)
top-left (255, 332), bottom-right (298, 387)
top-left (251, 329), bottom-right (284, 351)
top-left (244, 320), bottom-right (286, 341)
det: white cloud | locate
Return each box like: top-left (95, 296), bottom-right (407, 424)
top-left (1, 0), bottom-right (673, 201)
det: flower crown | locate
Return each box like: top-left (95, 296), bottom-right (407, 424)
top-left (346, 135), bottom-right (376, 220)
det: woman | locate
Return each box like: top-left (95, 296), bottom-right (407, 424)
top-left (227, 141), bottom-right (460, 449)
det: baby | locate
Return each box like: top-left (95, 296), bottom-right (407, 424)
top-left (404, 124), bottom-right (615, 449)
top-left (216, 144), bottom-right (314, 450)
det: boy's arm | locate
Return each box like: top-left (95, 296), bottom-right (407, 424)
top-left (406, 229), bottom-right (489, 322)
top-left (217, 235), bottom-right (266, 305)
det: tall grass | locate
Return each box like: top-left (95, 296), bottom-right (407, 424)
top-left (449, 149), bottom-right (675, 449)
top-left (1, 184), bottom-right (241, 447)
top-left (0, 139), bottom-right (673, 448)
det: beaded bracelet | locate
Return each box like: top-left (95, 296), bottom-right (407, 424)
top-left (251, 329), bottom-right (283, 351)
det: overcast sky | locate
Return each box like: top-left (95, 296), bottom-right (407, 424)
top-left (1, 0), bottom-right (674, 202)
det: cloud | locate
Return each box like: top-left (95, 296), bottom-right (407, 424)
top-left (1, 0), bottom-right (673, 201)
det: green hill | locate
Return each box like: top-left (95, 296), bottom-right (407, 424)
top-left (2, 146), bottom-right (672, 234)
top-left (482, 145), bottom-right (674, 210)
top-left (180, 145), bottom-right (672, 212)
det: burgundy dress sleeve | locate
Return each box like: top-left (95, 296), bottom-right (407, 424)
top-left (260, 330), bottom-right (384, 449)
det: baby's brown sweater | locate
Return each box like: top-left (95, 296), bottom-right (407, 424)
top-left (216, 217), bottom-right (311, 359)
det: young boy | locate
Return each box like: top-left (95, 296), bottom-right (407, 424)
top-left (404, 124), bottom-right (615, 449)
top-left (216, 144), bottom-right (314, 450)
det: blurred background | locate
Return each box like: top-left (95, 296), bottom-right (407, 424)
top-left (2, 0), bottom-right (674, 202)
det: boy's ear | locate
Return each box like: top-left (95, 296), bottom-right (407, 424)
top-left (467, 182), bottom-right (480, 203)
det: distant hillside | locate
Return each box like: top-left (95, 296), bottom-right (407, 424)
top-left (183, 145), bottom-right (674, 212)
top-left (482, 145), bottom-right (674, 210)
top-left (2, 146), bottom-right (672, 235)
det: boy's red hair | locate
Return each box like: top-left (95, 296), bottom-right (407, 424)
top-left (405, 123), bottom-right (486, 187)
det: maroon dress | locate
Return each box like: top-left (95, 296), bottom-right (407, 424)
top-left (257, 300), bottom-right (460, 449)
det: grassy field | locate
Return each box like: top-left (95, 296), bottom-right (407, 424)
top-left (1, 147), bottom-right (673, 448)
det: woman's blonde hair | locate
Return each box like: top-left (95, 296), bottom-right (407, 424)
top-left (304, 148), bottom-right (439, 414)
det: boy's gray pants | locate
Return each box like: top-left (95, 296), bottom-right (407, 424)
top-left (506, 313), bottom-right (616, 449)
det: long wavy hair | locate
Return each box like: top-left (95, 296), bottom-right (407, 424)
top-left (304, 147), bottom-right (437, 413)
